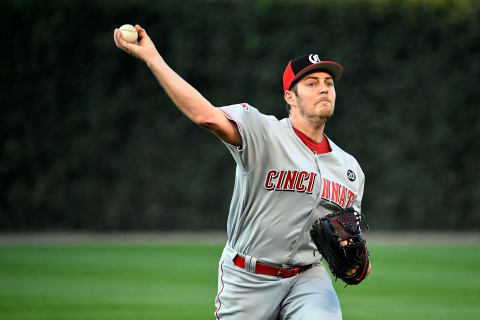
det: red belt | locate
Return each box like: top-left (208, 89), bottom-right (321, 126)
top-left (233, 255), bottom-right (311, 278)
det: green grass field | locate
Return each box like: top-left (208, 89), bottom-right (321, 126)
top-left (0, 240), bottom-right (479, 319)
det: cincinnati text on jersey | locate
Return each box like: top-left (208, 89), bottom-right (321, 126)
top-left (264, 170), bottom-right (357, 208)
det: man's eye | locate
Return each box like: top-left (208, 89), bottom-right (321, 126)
top-left (307, 82), bottom-right (315, 86)
top-left (326, 82), bottom-right (334, 87)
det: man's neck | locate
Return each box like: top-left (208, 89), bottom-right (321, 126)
top-left (290, 116), bottom-right (326, 143)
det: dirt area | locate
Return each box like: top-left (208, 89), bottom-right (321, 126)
top-left (0, 231), bottom-right (228, 246)
top-left (0, 231), bottom-right (479, 246)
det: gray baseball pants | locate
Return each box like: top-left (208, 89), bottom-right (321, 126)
top-left (214, 245), bottom-right (342, 319)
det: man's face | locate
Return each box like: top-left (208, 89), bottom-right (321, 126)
top-left (286, 71), bottom-right (336, 126)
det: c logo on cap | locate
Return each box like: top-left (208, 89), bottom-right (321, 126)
top-left (308, 54), bottom-right (322, 64)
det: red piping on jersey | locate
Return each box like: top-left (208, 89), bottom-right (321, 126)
top-left (221, 110), bottom-right (243, 136)
top-left (215, 261), bottom-right (225, 319)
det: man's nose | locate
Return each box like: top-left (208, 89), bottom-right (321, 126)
top-left (319, 84), bottom-right (328, 94)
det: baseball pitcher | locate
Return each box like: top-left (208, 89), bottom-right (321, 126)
top-left (114, 24), bottom-right (371, 320)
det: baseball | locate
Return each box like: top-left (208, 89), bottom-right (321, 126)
top-left (119, 24), bottom-right (138, 43)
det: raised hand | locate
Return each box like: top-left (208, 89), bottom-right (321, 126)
top-left (113, 24), bottom-right (160, 64)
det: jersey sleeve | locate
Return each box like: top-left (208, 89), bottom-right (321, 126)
top-left (219, 103), bottom-right (270, 171)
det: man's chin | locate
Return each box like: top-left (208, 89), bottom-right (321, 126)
top-left (307, 114), bottom-right (332, 127)
top-left (315, 104), bottom-right (334, 116)
top-left (319, 108), bottom-right (334, 119)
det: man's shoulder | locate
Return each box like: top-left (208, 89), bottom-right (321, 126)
top-left (221, 103), bottom-right (253, 113)
top-left (221, 103), bottom-right (282, 123)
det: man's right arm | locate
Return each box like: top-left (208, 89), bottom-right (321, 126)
top-left (113, 25), bottom-right (241, 146)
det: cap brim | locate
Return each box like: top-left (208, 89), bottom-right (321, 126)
top-left (292, 61), bottom-right (344, 86)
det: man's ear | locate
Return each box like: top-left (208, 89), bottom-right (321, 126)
top-left (284, 90), bottom-right (295, 105)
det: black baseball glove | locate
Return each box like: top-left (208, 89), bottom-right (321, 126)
top-left (310, 207), bottom-right (370, 285)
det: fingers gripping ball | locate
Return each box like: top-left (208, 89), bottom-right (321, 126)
top-left (310, 207), bottom-right (370, 285)
top-left (119, 24), bottom-right (138, 43)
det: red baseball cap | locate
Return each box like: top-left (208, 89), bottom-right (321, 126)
top-left (283, 54), bottom-right (344, 92)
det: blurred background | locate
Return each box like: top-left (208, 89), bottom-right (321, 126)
top-left (2, 0), bottom-right (479, 232)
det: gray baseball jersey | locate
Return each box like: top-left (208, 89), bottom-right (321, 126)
top-left (220, 103), bottom-right (365, 267)
top-left (214, 103), bottom-right (364, 319)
